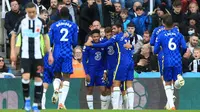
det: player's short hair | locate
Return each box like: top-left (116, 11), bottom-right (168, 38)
top-left (112, 23), bottom-right (123, 30)
top-left (105, 27), bottom-right (112, 33)
top-left (40, 9), bottom-right (49, 15)
top-left (127, 22), bottom-right (135, 28)
top-left (60, 7), bottom-right (70, 19)
top-left (162, 14), bottom-right (173, 28)
top-left (26, 2), bottom-right (36, 9)
top-left (91, 29), bottom-right (100, 35)
top-left (144, 30), bottom-right (151, 36)
top-left (173, 0), bottom-right (182, 7)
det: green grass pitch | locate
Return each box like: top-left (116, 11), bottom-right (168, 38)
top-left (1, 110), bottom-right (200, 112)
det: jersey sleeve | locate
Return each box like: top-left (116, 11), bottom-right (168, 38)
top-left (48, 24), bottom-right (54, 44)
top-left (72, 24), bottom-right (78, 47)
top-left (82, 46), bottom-right (89, 75)
top-left (13, 17), bottom-right (24, 34)
top-left (150, 28), bottom-right (157, 46)
top-left (154, 34), bottom-right (161, 54)
top-left (93, 35), bottom-right (118, 48)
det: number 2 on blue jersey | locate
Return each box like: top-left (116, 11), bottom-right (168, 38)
top-left (60, 28), bottom-right (69, 41)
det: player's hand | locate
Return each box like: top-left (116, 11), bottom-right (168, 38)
top-left (86, 74), bottom-right (91, 82)
top-left (123, 32), bottom-right (129, 37)
top-left (11, 61), bottom-right (16, 69)
top-left (138, 59), bottom-right (148, 66)
top-left (48, 53), bottom-right (54, 65)
top-left (104, 0), bottom-right (112, 6)
top-left (103, 71), bottom-right (107, 81)
top-left (124, 42), bottom-right (132, 49)
top-left (85, 41), bottom-right (93, 46)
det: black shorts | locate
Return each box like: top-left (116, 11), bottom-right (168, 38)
top-left (20, 58), bottom-right (44, 78)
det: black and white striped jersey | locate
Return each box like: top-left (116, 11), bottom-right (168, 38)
top-left (14, 15), bottom-right (48, 59)
top-left (189, 59), bottom-right (200, 72)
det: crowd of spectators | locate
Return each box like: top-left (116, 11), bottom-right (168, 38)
top-left (3, 0), bottom-right (200, 74)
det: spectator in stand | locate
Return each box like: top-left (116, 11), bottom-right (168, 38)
top-left (128, 1), bottom-right (142, 19)
top-left (189, 48), bottom-right (200, 72)
top-left (95, 0), bottom-right (116, 27)
top-left (4, 0), bottom-right (25, 39)
top-left (100, 27), bottom-right (105, 40)
top-left (126, 0), bottom-right (143, 11)
top-left (0, 56), bottom-right (11, 73)
top-left (70, 46), bottom-right (86, 78)
top-left (63, 0), bottom-right (80, 24)
top-left (50, 2), bottom-right (72, 21)
top-left (187, 35), bottom-right (199, 54)
top-left (120, 9), bottom-right (130, 31)
top-left (171, 0), bottom-right (184, 24)
top-left (151, 3), bottom-right (170, 31)
top-left (184, 2), bottom-right (200, 21)
top-left (127, 22), bottom-right (143, 47)
top-left (132, 6), bottom-right (152, 36)
top-left (182, 48), bottom-right (193, 73)
top-left (133, 44), bottom-right (158, 73)
top-left (48, 0), bottom-right (58, 16)
top-left (33, 0), bottom-right (46, 14)
top-left (134, 30), bottom-right (151, 54)
top-left (111, 0), bottom-right (125, 9)
top-left (79, 0), bottom-right (100, 45)
top-left (110, 2), bottom-right (121, 25)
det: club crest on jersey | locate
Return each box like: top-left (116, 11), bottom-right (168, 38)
top-left (36, 28), bottom-right (40, 32)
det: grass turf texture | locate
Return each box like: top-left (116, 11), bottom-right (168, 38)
top-left (1, 110), bottom-right (200, 112)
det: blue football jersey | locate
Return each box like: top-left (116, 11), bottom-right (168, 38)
top-left (82, 43), bottom-right (106, 75)
top-left (92, 32), bottom-right (134, 64)
top-left (150, 26), bottom-right (165, 46)
top-left (49, 19), bottom-right (78, 58)
top-left (154, 28), bottom-right (187, 67)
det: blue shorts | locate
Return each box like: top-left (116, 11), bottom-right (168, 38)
top-left (114, 61), bottom-right (134, 81)
top-left (43, 69), bottom-right (54, 84)
top-left (86, 70), bottom-right (106, 87)
top-left (163, 66), bottom-right (182, 82)
top-left (106, 68), bottom-right (115, 88)
top-left (53, 57), bottom-right (73, 74)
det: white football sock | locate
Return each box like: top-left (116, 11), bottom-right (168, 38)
top-left (165, 85), bottom-right (175, 108)
top-left (174, 80), bottom-right (181, 89)
top-left (105, 95), bottom-right (111, 109)
top-left (60, 81), bottom-right (70, 105)
top-left (101, 95), bottom-right (107, 109)
top-left (53, 78), bottom-right (61, 92)
top-left (119, 93), bottom-right (122, 109)
top-left (127, 87), bottom-right (134, 110)
top-left (41, 88), bottom-right (47, 109)
top-left (171, 83), bottom-right (174, 95)
top-left (112, 87), bottom-right (120, 109)
top-left (58, 88), bottom-right (62, 105)
top-left (163, 81), bottom-right (169, 108)
top-left (86, 95), bottom-right (94, 109)
top-left (123, 94), bottom-right (128, 109)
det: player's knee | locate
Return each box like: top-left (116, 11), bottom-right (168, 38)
top-left (43, 83), bottom-right (49, 89)
top-left (22, 73), bottom-right (30, 80)
top-left (62, 73), bottom-right (70, 81)
top-left (165, 81), bottom-right (172, 85)
top-left (87, 87), bottom-right (93, 95)
top-left (126, 81), bottom-right (133, 88)
top-left (54, 73), bottom-right (62, 79)
top-left (99, 86), bottom-right (106, 96)
top-left (113, 80), bottom-right (121, 87)
top-left (34, 77), bottom-right (42, 82)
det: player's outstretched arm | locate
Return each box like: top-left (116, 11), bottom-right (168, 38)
top-left (93, 36), bottom-right (117, 48)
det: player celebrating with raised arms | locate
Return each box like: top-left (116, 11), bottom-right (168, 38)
top-left (83, 29), bottom-right (107, 110)
top-left (49, 7), bottom-right (78, 109)
top-left (154, 14), bottom-right (187, 110)
top-left (85, 23), bottom-right (134, 110)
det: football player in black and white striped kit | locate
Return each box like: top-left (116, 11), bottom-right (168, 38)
top-left (10, 2), bottom-right (53, 112)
